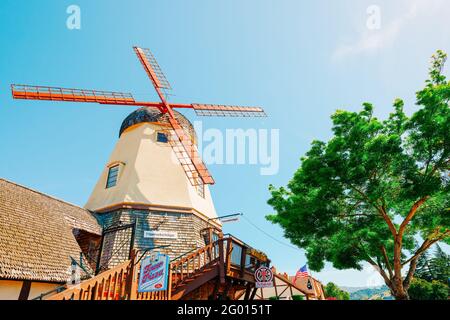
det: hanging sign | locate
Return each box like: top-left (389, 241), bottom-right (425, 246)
top-left (254, 266), bottom-right (274, 288)
top-left (138, 252), bottom-right (170, 292)
top-left (144, 230), bottom-right (178, 239)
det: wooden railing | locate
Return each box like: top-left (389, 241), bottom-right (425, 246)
top-left (47, 260), bottom-right (133, 300)
top-left (46, 255), bottom-right (170, 300)
top-left (170, 239), bottom-right (223, 288)
top-left (46, 235), bottom-right (269, 300)
top-left (170, 236), bottom-right (270, 290)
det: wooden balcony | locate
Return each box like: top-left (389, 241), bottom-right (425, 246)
top-left (43, 235), bottom-right (269, 300)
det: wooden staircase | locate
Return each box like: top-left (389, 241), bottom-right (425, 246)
top-left (43, 236), bottom-right (269, 300)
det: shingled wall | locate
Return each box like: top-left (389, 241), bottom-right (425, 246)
top-left (96, 210), bottom-right (215, 268)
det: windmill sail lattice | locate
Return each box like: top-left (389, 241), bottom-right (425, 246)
top-left (133, 47), bottom-right (172, 90)
top-left (11, 46), bottom-right (266, 187)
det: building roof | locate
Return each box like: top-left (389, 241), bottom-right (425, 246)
top-left (0, 178), bottom-right (101, 282)
top-left (119, 107), bottom-right (197, 141)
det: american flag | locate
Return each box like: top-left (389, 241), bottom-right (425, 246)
top-left (294, 264), bottom-right (309, 281)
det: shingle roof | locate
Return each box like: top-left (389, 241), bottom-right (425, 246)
top-left (0, 178), bottom-right (101, 282)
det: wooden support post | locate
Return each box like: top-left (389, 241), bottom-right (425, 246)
top-left (243, 283), bottom-right (252, 300)
top-left (220, 280), bottom-right (232, 300)
top-left (249, 286), bottom-right (258, 300)
top-left (273, 276), bottom-right (278, 298)
top-left (211, 278), bottom-right (220, 300)
top-left (240, 246), bottom-right (247, 277)
top-left (127, 249), bottom-right (138, 300)
top-left (218, 239), bottom-right (225, 284)
top-left (18, 280), bottom-right (31, 301)
top-left (167, 264), bottom-right (173, 300)
top-left (225, 239), bottom-right (232, 275)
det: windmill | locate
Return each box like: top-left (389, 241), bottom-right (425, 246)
top-left (11, 46), bottom-right (266, 186)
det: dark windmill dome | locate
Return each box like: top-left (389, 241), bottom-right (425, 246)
top-left (119, 107), bottom-right (197, 141)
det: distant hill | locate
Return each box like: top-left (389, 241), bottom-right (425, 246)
top-left (340, 285), bottom-right (394, 300)
top-left (340, 286), bottom-right (373, 294)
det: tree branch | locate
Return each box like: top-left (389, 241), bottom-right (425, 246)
top-left (380, 245), bottom-right (394, 279)
top-left (359, 241), bottom-right (392, 287)
top-left (403, 255), bottom-right (421, 290)
top-left (402, 229), bottom-right (450, 266)
top-left (348, 184), bottom-right (397, 236)
top-left (398, 196), bottom-right (430, 237)
top-left (365, 256), bottom-right (392, 287)
top-left (380, 205), bottom-right (397, 237)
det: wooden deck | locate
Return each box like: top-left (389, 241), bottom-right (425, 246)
top-left (44, 235), bottom-right (270, 300)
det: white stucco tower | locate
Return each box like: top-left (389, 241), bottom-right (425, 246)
top-left (85, 108), bottom-right (221, 266)
top-left (85, 107), bottom-right (218, 222)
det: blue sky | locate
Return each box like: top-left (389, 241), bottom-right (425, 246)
top-left (0, 0), bottom-right (448, 287)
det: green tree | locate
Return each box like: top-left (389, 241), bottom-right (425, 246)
top-left (408, 278), bottom-right (449, 300)
top-left (267, 51), bottom-right (450, 300)
top-left (408, 278), bottom-right (433, 300)
top-left (415, 244), bottom-right (450, 283)
top-left (430, 280), bottom-right (449, 300)
top-left (414, 252), bottom-right (432, 281)
top-left (324, 282), bottom-right (350, 300)
top-left (428, 245), bottom-right (450, 284)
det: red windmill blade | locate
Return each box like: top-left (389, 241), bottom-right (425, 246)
top-left (133, 46), bottom-right (215, 185)
top-left (11, 46), bottom-right (267, 186)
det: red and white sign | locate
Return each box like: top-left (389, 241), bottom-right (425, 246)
top-left (255, 266), bottom-right (273, 288)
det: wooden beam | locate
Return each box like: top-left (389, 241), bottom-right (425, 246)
top-left (18, 280), bottom-right (31, 300)
top-left (225, 239), bottom-right (232, 275)
top-left (250, 286), bottom-right (258, 300)
top-left (220, 280), bottom-right (233, 300)
top-left (218, 239), bottom-right (225, 284)
top-left (240, 246), bottom-right (247, 277)
top-left (279, 286), bottom-right (288, 297)
top-left (273, 277), bottom-right (278, 298)
top-left (126, 249), bottom-right (137, 300)
top-left (211, 278), bottom-right (220, 300)
top-left (243, 283), bottom-right (252, 300)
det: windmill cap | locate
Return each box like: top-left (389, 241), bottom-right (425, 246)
top-left (119, 107), bottom-right (197, 142)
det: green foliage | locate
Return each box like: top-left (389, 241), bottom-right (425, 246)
top-left (266, 51), bottom-right (450, 298)
top-left (324, 282), bottom-right (350, 300)
top-left (415, 245), bottom-right (450, 283)
top-left (408, 278), bottom-right (449, 300)
top-left (430, 280), bottom-right (449, 300)
top-left (268, 296), bottom-right (280, 300)
top-left (292, 295), bottom-right (304, 300)
top-left (408, 278), bottom-right (433, 300)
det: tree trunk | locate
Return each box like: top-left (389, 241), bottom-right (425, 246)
top-left (382, 278), bottom-right (409, 300)
top-left (391, 287), bottom-right (409, 300)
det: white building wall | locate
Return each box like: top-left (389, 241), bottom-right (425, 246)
top-left (85, 122), bottom-right (219, 222)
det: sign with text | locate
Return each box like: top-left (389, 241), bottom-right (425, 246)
top-left (138, 252), bottom-right (170, 292)
top-left (255, 266), bottom-right (274, 288)
top-left (144, 230), bottom-right (178, 239)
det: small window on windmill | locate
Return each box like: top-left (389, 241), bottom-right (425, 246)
top-left (156, 131), bottom-right (169, 143)
top-left (106, 165), bottom-right (120, 189)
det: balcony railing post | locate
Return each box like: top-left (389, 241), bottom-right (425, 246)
top-left (126, 249), bottom-right (138, 300)
top-left (168, 265), bottom-right (173, 300)
top-left (218, 239), bottom-right (225, 284)
top-left (225, 239), bottom-right (232, 275)
top-left (240, 245), bottom-right (247, 277)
